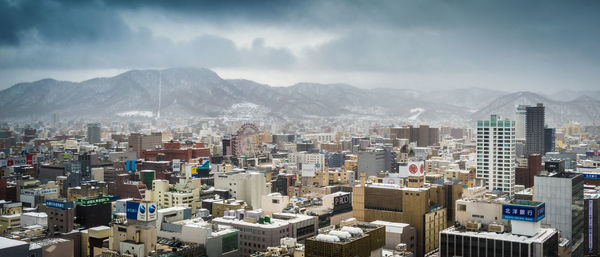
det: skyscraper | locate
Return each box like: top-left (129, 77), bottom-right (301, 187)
top-left (515, 104), bottom-right (528, 140)
top-left (476, 115), bottom-right (516, 195)
top-left (534, 172), bottom-right (584, 257)
top-left (526, 103), bottom-right (545, 155)
top-left (544, 127), bottom-right (556, 154)
top-left (87, 123), bottom-right (101, 144)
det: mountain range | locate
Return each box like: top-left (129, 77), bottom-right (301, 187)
top-left (1, 67), bottom-right (599, 126)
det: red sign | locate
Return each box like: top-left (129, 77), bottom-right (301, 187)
top-left (409, 164), bottom-right (418, 174)
top-left (420, 164), bottom-right (425, 174)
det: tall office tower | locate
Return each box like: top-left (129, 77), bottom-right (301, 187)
top-left (534, 172), bottom-right (584, 257)
top-left (526, 103), bottom-right (545, 155)
top-left (87, 123), bottom-right (101, 144)
top-left (515, 105), bottom-right (528, 140)
top-left (544, 127), bottom-right (556, 154)
top-left (476, 115), bottom-right (516, 195)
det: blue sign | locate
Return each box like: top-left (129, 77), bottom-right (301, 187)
top-left (584, 174), bottom-right (600, 179)
top-left (126, 160), bottom-right (136, 172)
top-left (126, 201), bottom-right (140, 220)
top-left (502, 203), bottom-right (545, 222)
top-left (46, 200), bottom-right (66, 210)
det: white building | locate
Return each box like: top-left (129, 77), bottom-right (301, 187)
top-left (214, 171), bottom-right (270, 209)
top-left (476, 115), bottom-right (516, 195)
top-left (288, 152), bottom-right (326, 172)
top-left (20, 212), bottom-right (48, 228)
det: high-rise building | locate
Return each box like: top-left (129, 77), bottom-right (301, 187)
top-left (534, 172), bottom-right (584, 257)
top-left (389, 125), bottom-right (439, 147)
top-left (544, 127), bottom-right (556, 154)
top-left (128, 132), bottom-right (162, 157)
top-left (476, 115), bottom-right (516, 195)
top-left (87, 123), bottom-right (101, 144)
top-left (515, 105), bottom-right (528, 140)
top-left (526, 103), bottom-right (545, 156)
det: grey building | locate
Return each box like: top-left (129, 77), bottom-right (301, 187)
top-left (439, 227), bottom-right (559, 257)
top-left (526, 103), bottom-right (545, 156)
top-left (534, 172), bottom-right (584, 257)
top-left (358, 146), bottom-right (395, 177)
top-left (544, 127), bottom-right (555, 154)
top-left (0, 237), bottom-right (42, 257)
top-left (87, 123), bottom-right (101, 144)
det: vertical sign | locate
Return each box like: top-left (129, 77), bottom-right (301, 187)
top-left (191, 166), bottom-right (198, 178)
top-left (126, 160), bottom-right (136, 172)
top-left (590, 200), bottom-right (594, 253)
top-left (173, 159), bottom-right (181, 172)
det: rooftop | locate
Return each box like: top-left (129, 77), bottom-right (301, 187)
top-left (442, 226), bottom-right (557, 244)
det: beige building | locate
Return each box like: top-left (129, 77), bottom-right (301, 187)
top-left (352, 173), bottom-right (459, 257)
top-left (145, 179), bottom-right (200, 209)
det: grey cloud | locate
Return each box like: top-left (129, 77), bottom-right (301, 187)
top-left (0, 0), bottom-right (599, 91)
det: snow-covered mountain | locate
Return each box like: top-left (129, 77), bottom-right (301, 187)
top-left (0, 68), bottom-right (598, 125)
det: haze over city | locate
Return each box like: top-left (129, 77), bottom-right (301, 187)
top-left (1, 1), bottom-right (600, 257)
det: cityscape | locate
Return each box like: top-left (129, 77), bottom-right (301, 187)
top-left (1, 1), bottom-right (599, 257)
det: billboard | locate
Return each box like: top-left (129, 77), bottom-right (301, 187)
top-left (46, 200), bottom-right (67, 210)
top-left (584, 174), bottom-right (600, 179)
top-left (172, 159), bottom-right (181, 172)
top-left (398, 161), bottom-right (425, 177)
top-left (191, 166), bottom-right (198, 178)
top-left (126, 201), bottom-right (141, 220)
top-left (198, 157), bottom-right (210, 170)
top-left (26, 154), bottom-right (36, 165)
top-left (126, 201), bottom-right (157, 221)
top-left (502, 203), bottom-right (545, 222)
top-left (126, 160), bottom-right (136, 172)
top-left (76, 196), bottom-right (110, 206)
top-left (334, 193), bottom-right (351, 206)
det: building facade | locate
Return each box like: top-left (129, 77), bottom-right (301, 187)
top-left (476, 115), bottom-right (516, 195)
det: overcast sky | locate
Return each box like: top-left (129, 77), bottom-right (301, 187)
top-left (0, 0), bottom-right (599, 91)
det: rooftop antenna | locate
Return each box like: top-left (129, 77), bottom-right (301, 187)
top-left (157, 70), bottom-right (162, 119)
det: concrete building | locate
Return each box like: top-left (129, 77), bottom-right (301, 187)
top-left (515, 154), bottom-right (542, 188)
top-left (212, 210), bottom-right (317, 257)
top-left (454, 198), bottom-right (510, 228)
top-left (476, 115), bottom-right (516, 195)
top-left (0, 236), bottom-right (41, 257)
top-left (20, 212), bottom-right (48, 228)
top-left (45, 199), bottom-right (75, 234)
top-left (352, 174), bottom-right (454, 257)
top-left (526, 103), bottom-right (545, 156)
top-left (370, 220), bottom-right (416, 253)
top-left (214, 171), bottom-right (270, 209)
top-left (515, 105), bottom-right (528, 141)
top-left (358, 146), bottom-right (395, 177)
top-left (439, 226), bottom-right (558, 257)
top-left (441, 199), bottom-right (558, 257)
top-left (155, 207), bottom-right (239, 257)
top-left (304, 222), bottom-right (385, 257)
top-left (87, 123), bottom-right (101, 144)
top-left (145, 179), bottom-right (200, 209)
top-left (109, 200), bottom-right (158, 257)
top-left (128, 132), bottom-right (162, 157)
top-left (534, 172), bottom-right (584, 257)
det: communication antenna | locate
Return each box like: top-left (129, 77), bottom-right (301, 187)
top-left (157, 71), bottom-right (162, 119)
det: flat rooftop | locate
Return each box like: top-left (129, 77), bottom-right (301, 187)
top-left (441, 226), bottom-right (557, 244)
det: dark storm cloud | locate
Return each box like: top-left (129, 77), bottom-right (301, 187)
top-left (0, 0), bottom-right (599, 90)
